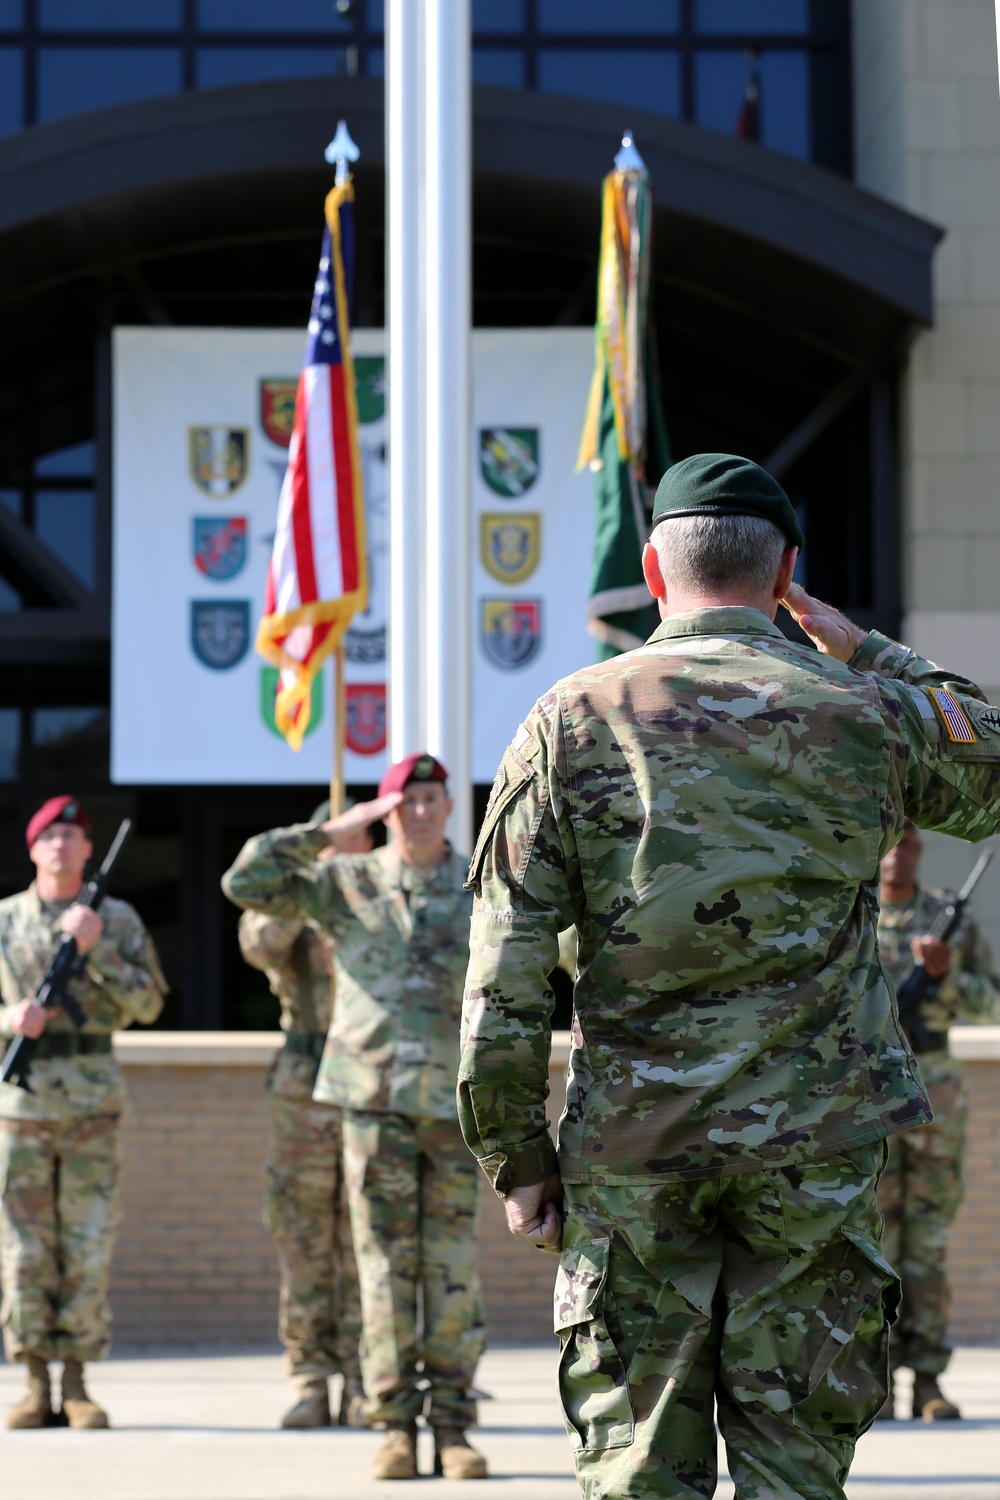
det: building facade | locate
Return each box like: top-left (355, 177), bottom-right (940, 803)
top-left (1, 0), bottom-right (994, 1022)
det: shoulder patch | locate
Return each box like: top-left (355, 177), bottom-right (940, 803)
top-left (976, 705), bottom-right (1000, 735)
top-left (928, 687), bottom-right (977, 745)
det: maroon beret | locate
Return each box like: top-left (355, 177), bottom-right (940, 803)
top-left (26, 795), bottom-right (92, 850)
top-left (378, 753), bottom-right (449, 799)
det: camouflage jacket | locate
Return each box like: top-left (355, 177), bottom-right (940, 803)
top-left (878, 885), bottom-right (1000, 1087)
top-left (460, 610), bottom-right (1000, 1193)
top-left (223, 830), bottom-right (472, 1120)
top-left (0, 884), bottom-right (167, 1122)
top-left (238, 910), bottom-right (335, 1101)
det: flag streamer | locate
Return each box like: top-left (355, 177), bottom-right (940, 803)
top-left (256, 181), bottom-right (368, 750)
top-left (578, 156), bottom-right (671, 658)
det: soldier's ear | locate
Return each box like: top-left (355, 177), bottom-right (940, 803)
top-left (641, 542), bottom-right (665, 600)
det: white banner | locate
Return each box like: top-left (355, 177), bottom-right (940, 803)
top-left (112, 326), bottom-right (597, 785)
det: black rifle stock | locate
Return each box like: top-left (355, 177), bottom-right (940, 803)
top-left (894, 848), bottom-right (994, 1054)
top-left (0, 818), bottom-right (133, 1092)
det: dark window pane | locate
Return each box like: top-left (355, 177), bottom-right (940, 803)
top-left (696, 48), bottom-right (809, 159)
top-left (32, 707), bottom-right (109, 780)
top-left (197, 0), bottom-right (351, 30)
top-left (0, 1), bottom-right (23, 24)
top-left (34, 490), bottom-right (96, 590)
top-left (368, 0), bottom-right (383, 27)
top-left (474, 0), bottom-right (523, 30)
top-left (538, 49), bottom-right (680, 117)
top-left (695, 0), bottom-right (808, 34)
top-left (473, 48), bottom-right (523, 86)
top-left (198, 47), bottom-right (348, 87)
top-left (0, 577), bottom-right (20, 613)
top-left (0, 491), bottom-right (22, 517)
top-left (539, 0), bottom-right (679, 33)
top-left (0, 49), bottom-right (22, 137)
top-left (0, 710), bottom-right (18, 779)
top-left (38, 47), bottom-right (182, 122)
top-left (367, 45), bottom-right (384, 76)
top-left (40, 0), bottom-right (181, 28)
top-left (35, 441), bottom-right (96, 478)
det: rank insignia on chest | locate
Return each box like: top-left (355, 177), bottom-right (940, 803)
top-left (480, 513), bottom-right (540, 584)
top-left (928, 688), bottom-right (977, 744)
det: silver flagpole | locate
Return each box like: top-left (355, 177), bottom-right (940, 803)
top-left (424, 0), bottom-right (472, 852)
top-left (387, 0), bottom-right (426, 760)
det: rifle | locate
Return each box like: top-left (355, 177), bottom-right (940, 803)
top-left (0, 818), bottom-right (133, 1092)
top-left (894, 848), bottom-right (994, 1054)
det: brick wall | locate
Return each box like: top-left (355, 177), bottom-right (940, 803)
top-left (110, 1036), bottom-right (568, 1346)
top-left (109, 1034), bottom-right (1000, 1347)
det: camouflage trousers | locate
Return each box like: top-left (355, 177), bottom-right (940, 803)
top-left (878, 1073), bottom-right (967, 1378)
top-left (557, 1143), bottom-right (896, 1500)
top-left (342, 1111), bottom-right (486, 1428)
top-left (0, 1112), bottom-right (121, 1364)
top-left (265, 1092), bottom-right (363, 1383)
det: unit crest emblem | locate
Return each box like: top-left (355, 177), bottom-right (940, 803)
top-left (259, 381), bottom-right (298, 448)
top-left (193, 517), bottom-right (248, 581)
top-left (480, 600), bottom-right (542, 670)
top-left (190, 601), bottom-right (250, 670)
top-left (480, 512), bottom-right (540, 585)
top-left (345, 685), bottom-right (387, 754)
top-left (189, 427), bottom-right (249, 497)
top-left (259, 667), bottom-right (323, 739)
top-left (479, 427), bottom-right (539, 498)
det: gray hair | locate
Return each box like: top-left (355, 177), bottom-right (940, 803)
top-left (650, 513), bottom-right (787, 598)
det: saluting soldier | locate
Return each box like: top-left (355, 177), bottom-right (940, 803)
top-left (461, 454), bottom-right (1000, 1500)
top-left (237, 800), bottom-right (372, 1430)
top-left (875, 821), bottom-right (1000, 1422)
top-left (223, 757), bottom-right (487, 1483)
top-left (0, 796), bottom-right (166, 1430)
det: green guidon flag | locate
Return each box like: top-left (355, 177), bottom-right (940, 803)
top-left (577, 140), bottom-right (671, 659)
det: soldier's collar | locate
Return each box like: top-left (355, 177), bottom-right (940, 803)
top-left (647, 605), bottom-right (782, 644)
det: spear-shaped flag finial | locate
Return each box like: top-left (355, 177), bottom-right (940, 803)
top-left (325, 119), bottom-right (360, 185)
top-left (614, 129), bottom-right (647, 174)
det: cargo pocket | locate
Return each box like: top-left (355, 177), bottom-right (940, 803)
top-left (790, 1226), bottom-right (900, 1438)
top-left (554, 1236), bottom-right (634, 1452)
top-left (263, 1164), bottom-right (293, 1241)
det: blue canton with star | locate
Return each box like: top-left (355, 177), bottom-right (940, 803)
top-left (305, 228), bottom-right (341, 367)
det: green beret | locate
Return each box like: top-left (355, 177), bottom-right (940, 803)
top-left (650, 453), bottom-right (803, 550)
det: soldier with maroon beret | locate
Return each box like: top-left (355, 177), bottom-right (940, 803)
top-left (223, 756), bottom-right (487, 1482)
top-left (0, 796), bottom-right (166, 1431)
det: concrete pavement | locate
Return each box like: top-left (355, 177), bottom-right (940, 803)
top-left (0, 1345), bottom-right (997, 1499)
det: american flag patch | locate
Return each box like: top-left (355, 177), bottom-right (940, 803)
top-left (928, 688), bottom-right (977, 744)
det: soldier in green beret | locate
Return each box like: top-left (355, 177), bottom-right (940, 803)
top-left (462, 452), bottom-right (1000, 1499)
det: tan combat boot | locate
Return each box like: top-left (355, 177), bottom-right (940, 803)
top-left (912, 1374), bottom-right (961, 1421)
top-left (5, 1355), bottom-right (52, 1429)
top-left (60, 1359), bottom-right (109, 1429)
top-left (281, 1376), bottom-right (330, 1429)
top-left (371, 1422), bottom-right (418, 1480)
top-left (336, 1376), bottom-right (370, 1428)
top-left (433, 1427), bottom-right (488, 1480)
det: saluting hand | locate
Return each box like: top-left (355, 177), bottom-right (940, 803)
top-left (59, 905), bottom-right (103, 955)
top-left (321, 792), bottom-right (403, 850)
top-left (503, 1174), bottom-right (564, 1254)
top-left (780, 583), bottom-right (868, 663)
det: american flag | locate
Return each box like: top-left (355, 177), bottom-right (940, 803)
top-left (255, 182), bottom-right (368, 750)
top-left (928, 688), bottom-right (977, 745)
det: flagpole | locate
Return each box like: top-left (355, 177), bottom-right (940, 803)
top-left (330, 642), bottom-right (347, 816)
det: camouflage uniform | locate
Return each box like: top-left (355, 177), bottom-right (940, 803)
top-left (0, 886), bottom-right (166, 1365)
top-left (461, 610), bottom-right (1000, 1500)
top-left (876, 888), bottom-right (1000, 1380)
top-left (224, 833), bottom-right (485, 1430)
top-left (237, 911), bottom-right (363, 1386)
